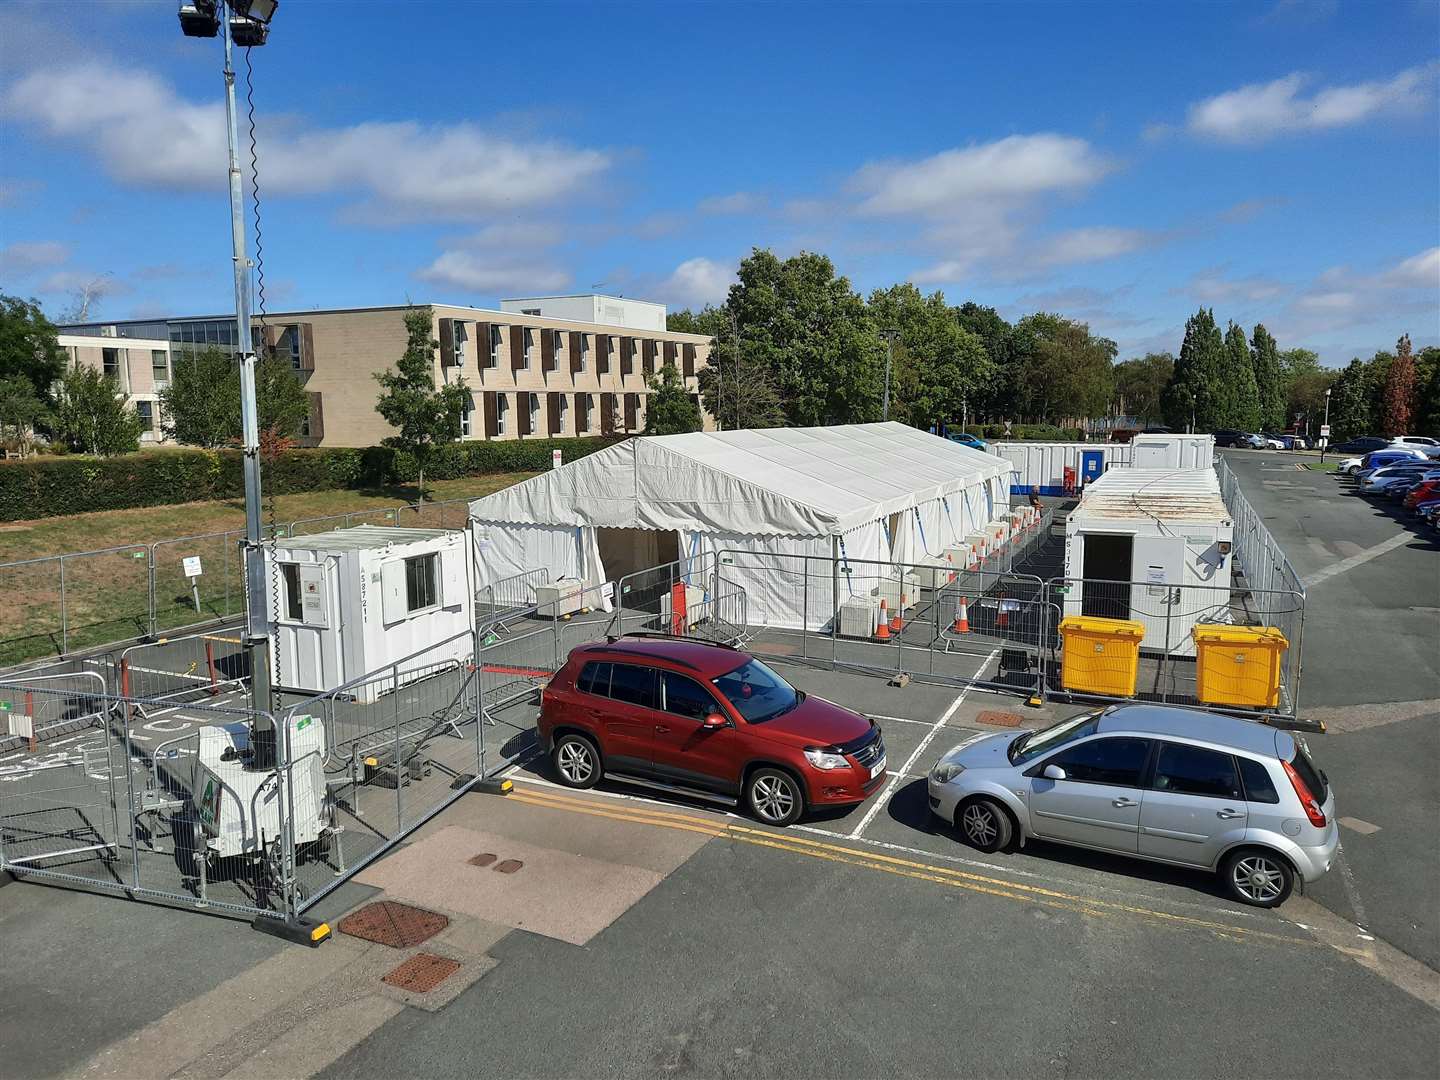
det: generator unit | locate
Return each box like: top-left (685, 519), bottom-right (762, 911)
top-left (912, 557), bottom-right (955, 591)
top-left (872, 569), bottom-right (920, 611)
top-left (837, 595), bottom-right (880, 639)
top-left (535, 577), bottom-right (585, 619)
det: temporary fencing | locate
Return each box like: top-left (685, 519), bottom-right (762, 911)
top-left (477, 566), bottom-right (553, 630)
top-left (1, 497), bottom-right (474, 669)
top-left (1216, 456), bottom-right (1306, 598)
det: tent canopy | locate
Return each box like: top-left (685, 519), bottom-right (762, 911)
top-left (468, 422), bottom-right (1013, 538)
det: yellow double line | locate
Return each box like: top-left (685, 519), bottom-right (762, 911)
top-left (507, 785), bottom-right (1314, 948)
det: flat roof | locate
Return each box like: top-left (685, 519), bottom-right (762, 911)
top-left (500, 293), bottom-right (662, 305)
top-left (275, 525), bottom-right (456, 552)
top-left (1073, 467), bottom-right (1230, 522)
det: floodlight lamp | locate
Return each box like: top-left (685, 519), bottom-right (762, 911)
top-left (230, 14), bottom-right (270, 46)
top-left (234, 0), bottom-right (279, 23)
top-left (178, 1), bottom-right (220, 37)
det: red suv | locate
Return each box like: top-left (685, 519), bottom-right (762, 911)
top-left (538, 636), bottom-right (886, 825)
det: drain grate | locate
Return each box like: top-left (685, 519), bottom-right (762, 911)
top-left (382, 952), bottom-right (462, 993)
top-left (975, 710), bottom-right (1024, 728)
top-left (468, 853), bottom-right (497, 867)
top-left (339, 901), bottom-right (449, 948)
top-left (494, 858), bottom-right (524, 874)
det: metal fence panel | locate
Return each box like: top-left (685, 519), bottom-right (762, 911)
top-left (151, 532), bottom-right (245, 636)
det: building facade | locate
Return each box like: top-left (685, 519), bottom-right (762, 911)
top-left (57, 333), bottom-right (176, 445)
top-left (59, 296), bottom-right (713, 448)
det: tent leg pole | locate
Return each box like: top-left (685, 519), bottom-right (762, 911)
top-left (831, 538), bottom-right (840, 666)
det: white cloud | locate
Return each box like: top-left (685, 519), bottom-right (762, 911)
top-left (698, 191), bottom-right (766, 215)
top-left (1272, 247), bottom-right (1439, 339)
top-left (1182, 267), bottom-right (1290, 305)
top-left (0, 241), bottom-right (70, 278)
top-left (657, 257), bottom-right (734, 310)
top-left (852, 135), bottom-right (1113, 217)
top-left (1384, 246), bottom-right (1439, 289)
top-left (1187, 63), bottom-right (1440, 142)
top-left (1032, 226), bottom-right (1151, 267)
top-left (3, 59), bottom-right (612, 221)
top-left (415, 252), bottom-right (569, 295)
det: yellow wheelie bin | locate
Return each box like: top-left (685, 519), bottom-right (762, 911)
top-left (1192, 625), bottom-right (1289, 708)
top-left (1057, 616), bottom-right (1145, 697)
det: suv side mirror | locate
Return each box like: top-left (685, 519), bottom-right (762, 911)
top-left (702, 713), bottom-right (727, 730)
top-left (1042, 764), bottom-right (1067, 781)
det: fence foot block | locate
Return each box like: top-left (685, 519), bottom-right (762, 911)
top-left (888, 672), bottom-right (911, 688)
top-left (251, 916), bottom-right (331, 947)
top-left (463, 776), bottom-right (514, 795)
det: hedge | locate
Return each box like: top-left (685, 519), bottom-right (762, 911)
top-left (0, 437), bottom-right (621, 523)
top-left (953, 424), bottom-right (1086, 442)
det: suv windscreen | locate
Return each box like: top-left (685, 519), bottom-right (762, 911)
top-left (1010, 711), bottom-right (1100, 764)
top-left (712, 658), bottom-right (801, 724)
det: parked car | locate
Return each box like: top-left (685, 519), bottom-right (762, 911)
top-left (1390, 435), bottom-right (1440, 448)
top-left (1354, 448), bottom-right (1429, 477)
top-left (1402, 479), bottom-right (1440, 509)
top-left (947, 432), bottom-right (987, 451)
top-left (1212, 429), bottom-right (1250, 448)
top-left (1360, 464), bottom-right (1435, 495)
top-left (1258, 433), bottom-right (1287, 450)
top-left (1278, 434), bottom-right (1309, 450)
top-left (926, 703), bottom-right (1337, 907)
top-left (1331, 436), bottom-right (1390, 455)
top-left (1243, 433), bottom-right (1267, 449)
top-left (538, 635), bottom-right (886, 825)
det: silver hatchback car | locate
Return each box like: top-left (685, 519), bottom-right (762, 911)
top-left (926, 704), bottom-right (1338, 907)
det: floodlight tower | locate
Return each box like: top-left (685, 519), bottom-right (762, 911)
top-left (178, 0), bottom-right (279, 763)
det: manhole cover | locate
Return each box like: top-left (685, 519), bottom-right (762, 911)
top-left (468, 853), bottom-right (497, 867)
top-left (976, 710), bottom-right (1024, 728)
top-left (382, 952), bottom-right (461, 993)
top-left (339, 901), bottom-right (448, 948)
top-left (494, 858), bottom-right (524, 874)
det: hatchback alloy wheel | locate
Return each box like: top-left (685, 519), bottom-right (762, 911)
top-left (1222, 849), bottom-right (1294, 907)
top-left (956, 797), bottom-right (1011, 853)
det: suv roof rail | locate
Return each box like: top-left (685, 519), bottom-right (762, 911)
top-left (604, 630), bottom-right (738, 650)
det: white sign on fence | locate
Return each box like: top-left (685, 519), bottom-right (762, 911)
top-left (552, 449), bottom-right (563, 470)
top-left (1319, 424), bottom-right (1331, 438)
top-left (182, 555), bottom-right (203, 578)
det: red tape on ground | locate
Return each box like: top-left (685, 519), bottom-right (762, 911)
top-left (481, 664), bottom-right (556, 679)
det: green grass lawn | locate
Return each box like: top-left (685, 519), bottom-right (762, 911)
top-left (1305, 461), bottom-right (1341, 473)
top-left (0, 472), bottom-right (536, 668)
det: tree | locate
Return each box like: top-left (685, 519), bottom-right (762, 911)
top-left (867, 284), bottom-right (993, 430)
top-left (52, 362), bottom-right (142, 456)
top-left (643, 363), bottom-right (703, 436)
top-left (1223, 321), bottom-right (1261, 430)
top-left (1381, 334), bottom-right (1417, 436)
top-left (1326, 358), bottom-right (1370, 439)
top-left (1250, 324), bottom-right (1286, 432)
top-left (255, 354), bottom-right (311, 448)
top-left (953, 302), bottom-right (1015, 420)
top-left (1415, 346), bottom-right (1440, 436)
top-left (1113, 353), bottom-right (1173, 423)
top-left (1011, 313), bottom-right (1115, 424)
top-left (0, 375), bottom-right (48, 456)
top-left (1163, 309), bottom-right (1226, 431)
top-left (0, 293), bottom-right (67, 402)
top-left (160, 348), bottom-right (238, 447)
top-left (374, 306), bottom-right (469, 501)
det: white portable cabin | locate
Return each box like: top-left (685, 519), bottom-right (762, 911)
top-left (990, 441), bottom-right (1134, 496)
top-left (467, 423), bottom-right (1012, 633)
top-left (264, 526), bottom-right (473, 701)
top-left (1062, 468), bottom-right (1233, 656)
top-left (1129, 433), bottom-right (1215, 470)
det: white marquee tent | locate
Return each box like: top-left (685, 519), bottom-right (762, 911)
top-left (467, 422), bottom-right (1014, 630)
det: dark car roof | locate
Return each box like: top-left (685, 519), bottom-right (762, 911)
top-left (571, 637), bottom-right (748, 678)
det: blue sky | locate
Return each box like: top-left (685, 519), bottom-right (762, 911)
top-left (1, 0), bottom-right (1436, 365)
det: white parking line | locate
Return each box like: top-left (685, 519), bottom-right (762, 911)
top-left (847, 652), bottom-right (996, 841)
top-left (865, 714), bottom-right (953, 727)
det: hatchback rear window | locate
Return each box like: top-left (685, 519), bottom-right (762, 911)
top-left (1289, 743), bottom-right (1329, 803)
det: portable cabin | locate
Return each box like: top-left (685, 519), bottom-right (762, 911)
top-left (990, 441), bottom-right (1134, 496)
top-left (1062, 469), bottom-right (1233, 655)
top-left (264, 526), bottom-right (473, 701)
top-left (1129, 433), bottom-right (1215, 470)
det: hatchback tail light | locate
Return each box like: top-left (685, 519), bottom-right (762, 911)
top-left (1282, 759), bottom-right (1327, 827)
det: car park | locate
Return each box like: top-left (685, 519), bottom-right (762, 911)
top-left (926, 703), bottom-right (1337, 907)
top-left (539, 635), bottom-right (887, 825)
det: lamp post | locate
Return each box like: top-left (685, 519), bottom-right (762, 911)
top-left (1322, 387), bottom-right (1332, 462)
top-left (1189, 392), bottom-right (1196, 436)
top-left (179, 0), bottom-right (278, 760)
top-left (879, 329), bottom-right (900, 422)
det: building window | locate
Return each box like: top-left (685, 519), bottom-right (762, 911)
top-left (557, 394), bottom-right (569, 433)
top-left (453, 322), bottom-right (467, 367)
top-left (281, 564), bottom-right (303, 621)
top-left (553, 328), bottom-right (565, 360)
top-left (496, 394), bottom-right (509, 435)
top-left (136, 400), bottom-right (154, 431)
top-left (523, 328), bottom-right (534, 368)
top-left (578, 395), bottom-right (591, 433)
top-left (405, 553), bottom-right (440, 612)
top-left (528, 392), bottom-right (540, 432)
top-left (460, 395), bottom-right (473, 437)
top-left (579, 334), bottom-right (589, 372)
top-left (521, 307), bottom-right (541, 316)
top-left (489, 326), bottom-right (502, 367)
top-left (151, 349), bottom-right (168, 386)
top-left (103, 348), bottom-right (120, 379)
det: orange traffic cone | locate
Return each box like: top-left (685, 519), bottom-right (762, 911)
top-left (996, 591), bottom-right (1010, 631)
top-left (953, 596), bottom-right (971, 633)
top-left (874, 600), bottom-right (891, 641)
top-left (890, 594), bottom-right (905, 633)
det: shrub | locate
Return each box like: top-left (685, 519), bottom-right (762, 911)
top-left (0, 436), bottom-right (621, 523)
